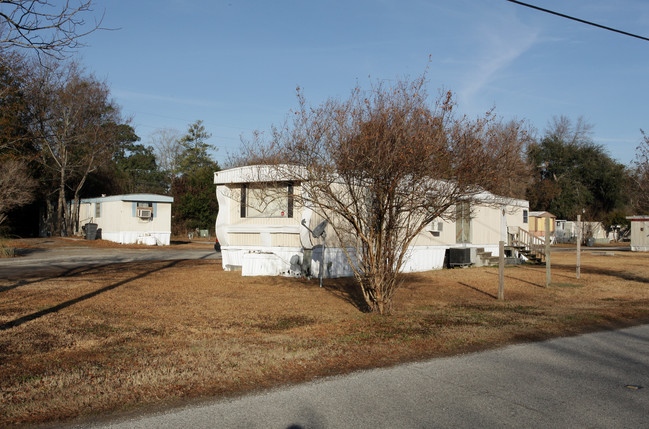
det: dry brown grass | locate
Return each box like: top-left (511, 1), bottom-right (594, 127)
top-left (1, 249), bottom-right (648, 426)
top-left (4, 236), bottom-right (213, 251)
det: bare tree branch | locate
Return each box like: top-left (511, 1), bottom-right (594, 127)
top-left (0, 157), bottom-right (36, 225)
top-left (0, 0), bottom-right (105, 59)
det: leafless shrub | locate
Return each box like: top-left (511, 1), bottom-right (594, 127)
top-left (235, 75), bottom-right (530, 314)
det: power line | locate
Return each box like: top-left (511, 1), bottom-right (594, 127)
top-left (506, 0), bottom-right (649, 42)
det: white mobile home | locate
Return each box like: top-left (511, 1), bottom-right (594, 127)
top-left (555, 220), bottom-right (609, 244)
top-left (214, 165), bottom-right (531, 277)
top-left (627, 216), bottom-right (649, 251)
top-left (77, 194), bottom-right (173, 245)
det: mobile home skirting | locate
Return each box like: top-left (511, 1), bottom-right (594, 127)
top-left (101, 231), bottom-right (171, 246)
top-left (221, 244), bottom-right (500, 277)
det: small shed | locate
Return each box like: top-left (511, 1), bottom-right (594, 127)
top-left (77, 194), bottom-right (173, 245)
top-left (626, 216), bottom-right (649, 251)
top-left (529, 211), bottom-right (556, 239)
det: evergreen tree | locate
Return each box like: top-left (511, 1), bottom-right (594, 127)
top-left (171, 120), bottom-right (219, 234)
top-left (527, 117), bottom-right (627, 220)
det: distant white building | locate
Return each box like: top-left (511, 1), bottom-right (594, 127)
top-left (77, 194), bottom-right (173, 245)
top-left (627, 215), bottom-right (649, 251)
top-left (555, 220), bottom-right (609, 244)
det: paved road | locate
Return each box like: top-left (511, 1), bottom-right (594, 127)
top-left (71, 324), bottom-right (649, 429)
top-left (0, 241), bottom-right (220, 279)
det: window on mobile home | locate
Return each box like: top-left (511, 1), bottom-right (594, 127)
top-left (456, 202), bottom-right (471, 243)
top-left (136, 202), bottom-right (154, 219)
top-left (241, 182), bottom-right (294, 218)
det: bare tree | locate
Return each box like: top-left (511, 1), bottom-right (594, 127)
top-left (0, 49), bottom-right (36, 230)
top-left (545, 115), bottom-right (593, 147)
top-left (28, 61), bottom-right (127, 235)
top-left (149, 127), bottom-right (182, 177)
top-left (480, 119), bottom-right (534, 199)
top-left (0, 50), bottom-right (31, 153)
top-left (235, 76), bottom-right (529, 314)
top-left (0, 157), bottom-right (36, 226)
top-left (631, 130), bottom-right (649, 214)
top-left (0, 0), bottom-right (104, 59)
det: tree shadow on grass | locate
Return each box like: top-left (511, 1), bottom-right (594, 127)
top-left (0, 264), bottom-right (105, 294)
top-left (483, 270), bottom-right (546, 288)
top-left (457, 282), bottom-right (497, 299)
top-left (322, 278), bottom-right (371, 312)
top-left (6, 246), bottom-right (49, 257)
top-left (0, 260), bottom-right (182, 331)
top-left (551, 263), bottom-right (649, 284)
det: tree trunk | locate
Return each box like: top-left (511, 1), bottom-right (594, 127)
top-left (69, 198), bottom-right (79, 235)
top-left (56, 168), bottom-right (66, 236)
top-left (69, 160), bottom-right (93, 235)
top-left (40, 199), bottom-right (54, 237)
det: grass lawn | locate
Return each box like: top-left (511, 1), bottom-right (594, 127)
top-left (1, 244), bottom-right (648, 426)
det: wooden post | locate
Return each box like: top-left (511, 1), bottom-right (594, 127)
top-left (576, 214), bottom-right (581, 279)
top-left (545, 216), bottom-right (551, 287)
top-left (498, 240), bottom-right (505, 300)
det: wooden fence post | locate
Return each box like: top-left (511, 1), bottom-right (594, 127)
top-left (498, 240), bottom-right (505, 300)
top-left (576, 214), bottom-right (581, 279)
top-left (545, 216), bottom-right (551, 287)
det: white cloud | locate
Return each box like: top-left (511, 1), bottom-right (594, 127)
top-left (458, 14), bottom-right (540, 110)
top-left (112, 89), bottom-right (225, 108)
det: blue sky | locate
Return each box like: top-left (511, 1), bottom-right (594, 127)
top-left (77, 0), bottom-right (649, 167)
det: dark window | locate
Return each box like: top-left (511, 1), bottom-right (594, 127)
top-left (287, 182), bottom-right (294, 218)
top-left (240, 184), bottom-right (248, 218)
top-left (523, 209), bottom-right (528, 224)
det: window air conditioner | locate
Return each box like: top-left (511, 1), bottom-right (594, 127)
top-left (137, 208), bottom-right (152, 219)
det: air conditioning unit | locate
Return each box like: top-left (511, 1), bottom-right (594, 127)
top-left (137, 207), bottom-right (152, 219)
top-left (448, 247), bottom-right (471, 267)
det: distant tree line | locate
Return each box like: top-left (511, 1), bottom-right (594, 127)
top-left (526, 116), bottom-right (631, 228)
top-left (0, 52), bottom-right (219, 237)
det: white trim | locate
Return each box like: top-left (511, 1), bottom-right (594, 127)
top-left (214, 165), bottom-right (307, 185)
top-left (80, 193), bottom-right (173, 204)
top-left (627, 216), bottom-right (649, 221)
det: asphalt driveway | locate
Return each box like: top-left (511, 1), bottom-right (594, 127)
top-left (0, 239), bottom-right (220, 279)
